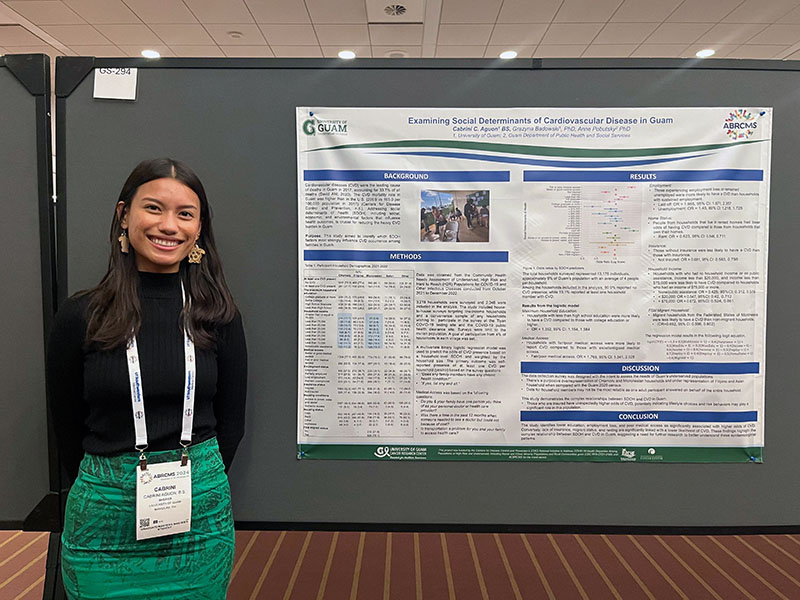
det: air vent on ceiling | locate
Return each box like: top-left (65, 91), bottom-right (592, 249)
top-left (384, 4), bottom-right (407, 17)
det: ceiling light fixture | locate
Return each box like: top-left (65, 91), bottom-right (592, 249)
top-left (696, 48), bottom-right (715, 58)
top-left (338, 50), bottom-right (356, 59)
top-left (141, 49), bottom-right (160, 59)
top-left (500, 50), bottom-right (518, 59)
top-left (227, 31), bottom-right (244, 39)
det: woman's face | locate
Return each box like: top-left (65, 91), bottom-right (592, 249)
top-left (119, 177), bottom-right (202, 273)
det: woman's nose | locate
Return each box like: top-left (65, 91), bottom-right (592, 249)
top-left (159, 213), bottom-right (178, 233)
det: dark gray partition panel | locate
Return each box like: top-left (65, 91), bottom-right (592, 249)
top-left (0, 55), bottom-right (54, 526)
top-left (56, 58), bottom-right (800, 527)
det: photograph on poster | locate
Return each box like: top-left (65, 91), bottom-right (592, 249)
top-left (420, 189), bottom-right (490, 242)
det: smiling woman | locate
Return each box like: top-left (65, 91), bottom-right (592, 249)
top-left (46, 158), bottom-right (247, 599)
top-left (120, 177), bottom-right (202, 273)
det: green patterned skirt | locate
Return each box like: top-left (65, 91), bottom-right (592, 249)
top-left (62, 438), bottom-right (234, 600)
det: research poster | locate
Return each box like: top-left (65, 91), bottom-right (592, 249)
top-left (296, 107), bottom-right (771, 463)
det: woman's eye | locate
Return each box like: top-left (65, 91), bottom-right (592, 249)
top-left (144, 204), bottom-right (159, 211)
top-left (180, 211), bottom-right (195, 218)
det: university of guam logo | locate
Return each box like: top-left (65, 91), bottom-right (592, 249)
top-left (723, 109), bottom-right (764, 140)
top-left (302, 112), bottom-right (317, 136)
top-left (302, 111), bottom-right (348, 136)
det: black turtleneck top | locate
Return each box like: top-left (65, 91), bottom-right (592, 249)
top-left (46, 272), bottom-right (247, 481)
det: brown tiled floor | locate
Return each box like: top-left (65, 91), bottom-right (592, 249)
top-left (4, 530), bottom-right (800, 599)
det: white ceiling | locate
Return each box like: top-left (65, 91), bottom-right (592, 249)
top-left (1, 0), bottom-right (800, 60)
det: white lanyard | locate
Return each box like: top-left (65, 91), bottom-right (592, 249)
top-left (126, 283), bottom-right (196, 469)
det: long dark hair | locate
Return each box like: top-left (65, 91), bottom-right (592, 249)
top-left (85, 158), bottom-right (236, 350)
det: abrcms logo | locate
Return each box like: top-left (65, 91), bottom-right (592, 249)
top-left (302, 111), bottom-right (348, 136)
top-left (723, 109), bottom-right (765, 140)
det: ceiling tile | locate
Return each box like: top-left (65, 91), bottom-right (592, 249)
top-left (437, 24), bottom-right (493, 45)
top-left (368, 24), bottom-right (422, 45)
top-left (581, 44), bottom-right (637, 57)
top-left (2, 43), bottom-right (59, 55)
top-left (305, 0), bottom-right (366, 24)
top-left (372, 45), bottom-right (422, 58)
top-left (727, 44), bottom-right (790, 58)
top-left (554, 0), bottom-right (624, 23)
top-left (533, 44), bottom-right (588, 57)
top-left (365, 0), bottom-right (425, 23)
top-left (748, 23), bottom-right (800, 44)
top-left (683, 43), bottom-right (739, 57)
top-left (270, 45), bottom-right (322, 57)
top-left (220, 44), bottom-right (274, 56)
top-left (778, 5), bottom-right (800, 23)
top-left (181, 0), bottom-right (253, 24)
top-left (123, 0), bottom-right (198, 24)
top-left (171, 44), bottom-right (224, 57)
top-left (314, 24), bottom-right (369, 45)
top-left (42, 23), bottom-right (109, 44)
top-left (0, 24), bottom-right (50, 45)
top-left (697, 23), bottom-right (766, 44)
top-left (723, 0), bottom-right (800, 23)
top-left (489, 24), bottom-right (548, 45)
top-left (62, 0), bottom-right (139, 24)
top-left (245, 0), bottom-right (310, 24)
top-left (484, 44), bottom-right (535, 58)
top-left (541, 23), bottom-right (604, 45)
top-left (440, 0), bottom-right (502, 24)
top-left (321, 44), bottom-right (371, 57)
top-left (94, 24), bottom-right (161, 44)
top-left (497, 0), bottom-right (561, 23)
top-left (5, 1), bottom-right (84, 25)
top-left (117, 44), bottom-right (174, 56)
top-left (0, 47), bottom-right (6, 54)
top-left (610, 0), bottom-right (683, 22)
top-left (667, 0), bottom-right (742, 23)
top-left (70, 44), bottom-right (126, 56)
top-left (631, 43), bottom-right (689, 57)
top-left (150, 24), bottom-right (214, 45)
top-left (435, 45), bottom-right (488, 57)
top-left (646, 22), bottom-right (712, 44)
top-left (259, 23), bottom-right (316, 45)
top-left (594, 22), bottom-right (658, 44)
top-left (205, 23), bottom-right (265, 45)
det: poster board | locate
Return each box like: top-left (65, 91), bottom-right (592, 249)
top-left (56, 58), bottom-right (800, 526)
top-left (0, 55), bottom-right (53, 525)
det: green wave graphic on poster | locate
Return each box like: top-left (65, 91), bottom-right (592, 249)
top-left (306, 138), bottom-right (767, 158)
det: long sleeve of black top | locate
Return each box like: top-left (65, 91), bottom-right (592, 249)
top-left (46, 273), bottom-right (247, 483)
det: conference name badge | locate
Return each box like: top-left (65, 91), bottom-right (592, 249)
top-left (136, 460), bottom-right (192, 540)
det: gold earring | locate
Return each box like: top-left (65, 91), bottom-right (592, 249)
top-left (118, 230), bottom-right (130, 254)
top-left (188, 244), bottom-right (205, 264)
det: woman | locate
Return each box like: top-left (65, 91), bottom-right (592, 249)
top-left (47, 158), bottom-right (247, 599)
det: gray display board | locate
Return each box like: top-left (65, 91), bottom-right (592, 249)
top-left (0, 56), bottom-right (52, 525)
top-left (57, 59), bottom-right (800, 527)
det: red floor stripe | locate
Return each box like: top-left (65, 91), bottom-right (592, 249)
top-left (470, 533), bottom-right (517, 599)
top-left (286, 530), bottom-right (333, 599)
top-left (319, 531), bottom-right (360, 600)
top-left (418, 532), bottom-right (451, 599)
top-left (445, 533), bottom-right (485, 600)
top-left (525, 533), bottom-right (584, 599)
top-left (226, 530), bottom-right (283, 599)
top-left (388, 532), bottom-right (417, 600)
top-left (686, 535), bottom-right (774, 599)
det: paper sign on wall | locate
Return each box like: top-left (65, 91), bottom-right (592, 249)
top-left (93, 67), bottom-right (137, 101)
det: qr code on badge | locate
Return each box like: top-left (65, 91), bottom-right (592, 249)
top-left (139, 518), bottom-right (150, 527)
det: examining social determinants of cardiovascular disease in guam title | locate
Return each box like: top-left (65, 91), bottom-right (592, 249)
top-left (296, 107), bottom-right (771, 463)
